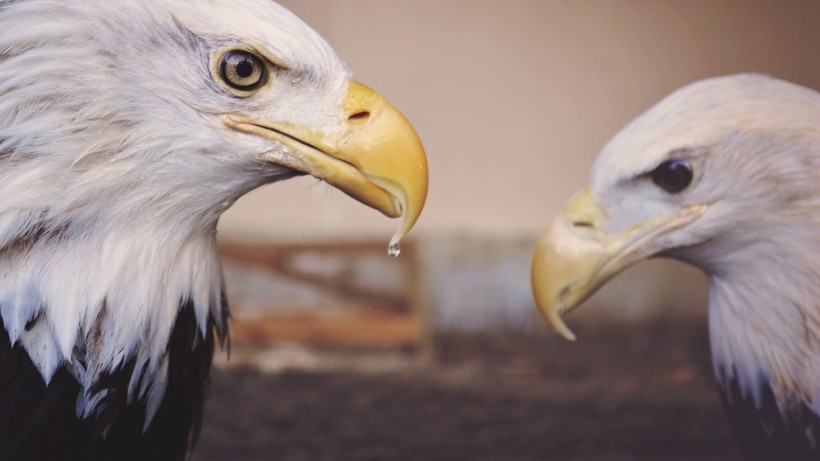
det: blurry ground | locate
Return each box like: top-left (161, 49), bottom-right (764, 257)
top-left (193, 317), bottom-right (744, 461)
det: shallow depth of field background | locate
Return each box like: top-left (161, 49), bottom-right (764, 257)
top-left (201, 2), bottom-right (820, 459)
top-left (218, 0), bottom-right (820, 329)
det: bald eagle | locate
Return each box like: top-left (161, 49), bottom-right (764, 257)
top-left (0, 1), bottom-right (427, 460)
top-left (531, 74), bottom-right (819, 460)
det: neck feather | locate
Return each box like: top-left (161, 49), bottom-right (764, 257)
top-left (0, 222), bottom-right (226, 417)
top-left (707, 253), bottom-right (820, 415)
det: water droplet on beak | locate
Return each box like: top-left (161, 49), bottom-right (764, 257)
top-left (388, 241), bottom-right (401, 257)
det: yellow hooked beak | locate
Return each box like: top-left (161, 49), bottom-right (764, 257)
top-left (222, 81), bottom-right (428, 254)
top-left (531, 188), bottom-right (706, 341)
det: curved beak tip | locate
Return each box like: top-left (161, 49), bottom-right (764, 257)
top-left (531, 257), bottom-right (578, 342)
top-left (530, 188), bottom-right (605, 342)
top-left (339, 84), bottom-right (429, 249)
top-left (543, 300), bottom-right (578, 341)
top-left (221, 80), bottom-right (428, 254)
top-left (530, 190), bottom-right (707, 342)
top-left (557, 324), bottom-right (578, 342)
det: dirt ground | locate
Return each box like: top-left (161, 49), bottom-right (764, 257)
top-left (193, 317), bottom-right (746, 461)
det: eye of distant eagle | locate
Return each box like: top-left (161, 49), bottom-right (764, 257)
top-left (650, 158), bottom-right (693, 194)
top-left (218, 50), bottom-right (268, 92)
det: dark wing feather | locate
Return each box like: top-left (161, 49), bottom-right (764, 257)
top-left (0, 320), bottom-right (92, 460)
top-left (0, 299), bottom-right (222, 461)
top-left (718, 373), bottom-right (819, 460)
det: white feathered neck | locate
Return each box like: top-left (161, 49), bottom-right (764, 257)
top-left (704, 224), bottom-right (820, 417)
top-left (0, 0), bottom-right (342, 419)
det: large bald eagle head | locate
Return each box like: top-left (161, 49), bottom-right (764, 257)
top-left (0, 0), bottom-right (426, 240)
top-left (0, 0), bottom-right (426, 429)
top-left (531, 74), bottom-right (820, 457)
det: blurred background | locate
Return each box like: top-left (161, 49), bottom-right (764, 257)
top-left (218, 0), bottom-right (820, 334)
top-left (199, 1), bottom-right (820, 459)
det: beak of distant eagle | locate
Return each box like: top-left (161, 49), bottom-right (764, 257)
top-left (222, 81), bottom-right (428, 252)
top-left (530, 188), bottom-right (706, 340)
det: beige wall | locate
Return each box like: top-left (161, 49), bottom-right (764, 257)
top-left (217, 1), bottom-right (820, 327)
top-left (219, 0), bottom-right (820, 243)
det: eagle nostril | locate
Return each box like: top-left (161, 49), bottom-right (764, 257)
top-left (348, 111), bottom-right (370, 123)
top-left (573, 221), bottom-right (594, 229)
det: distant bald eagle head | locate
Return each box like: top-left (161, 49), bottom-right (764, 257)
top-left (532, 74), bottom-right (820, 458)
top-left (0, 0), bottom-right (427, 431)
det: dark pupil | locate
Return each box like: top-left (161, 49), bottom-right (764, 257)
top-left (651, 159), bottom-right (693, 194)
top-left (236, 59), bottom-right (254, 78)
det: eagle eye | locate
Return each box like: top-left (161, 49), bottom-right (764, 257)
top-left (651, 159), bottom-right (693, 194)
top-left (218, 50), bottom-right (268, 93)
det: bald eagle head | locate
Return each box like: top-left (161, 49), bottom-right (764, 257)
top-left (532, 74), bottom-right (820, 454)
top-left (0, 0), bottom-right (426, 421)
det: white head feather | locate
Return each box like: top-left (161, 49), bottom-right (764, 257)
top-left (591, 74), bottom-right (820, 415)
top-left (0, 0), bottom-right (351, 419)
